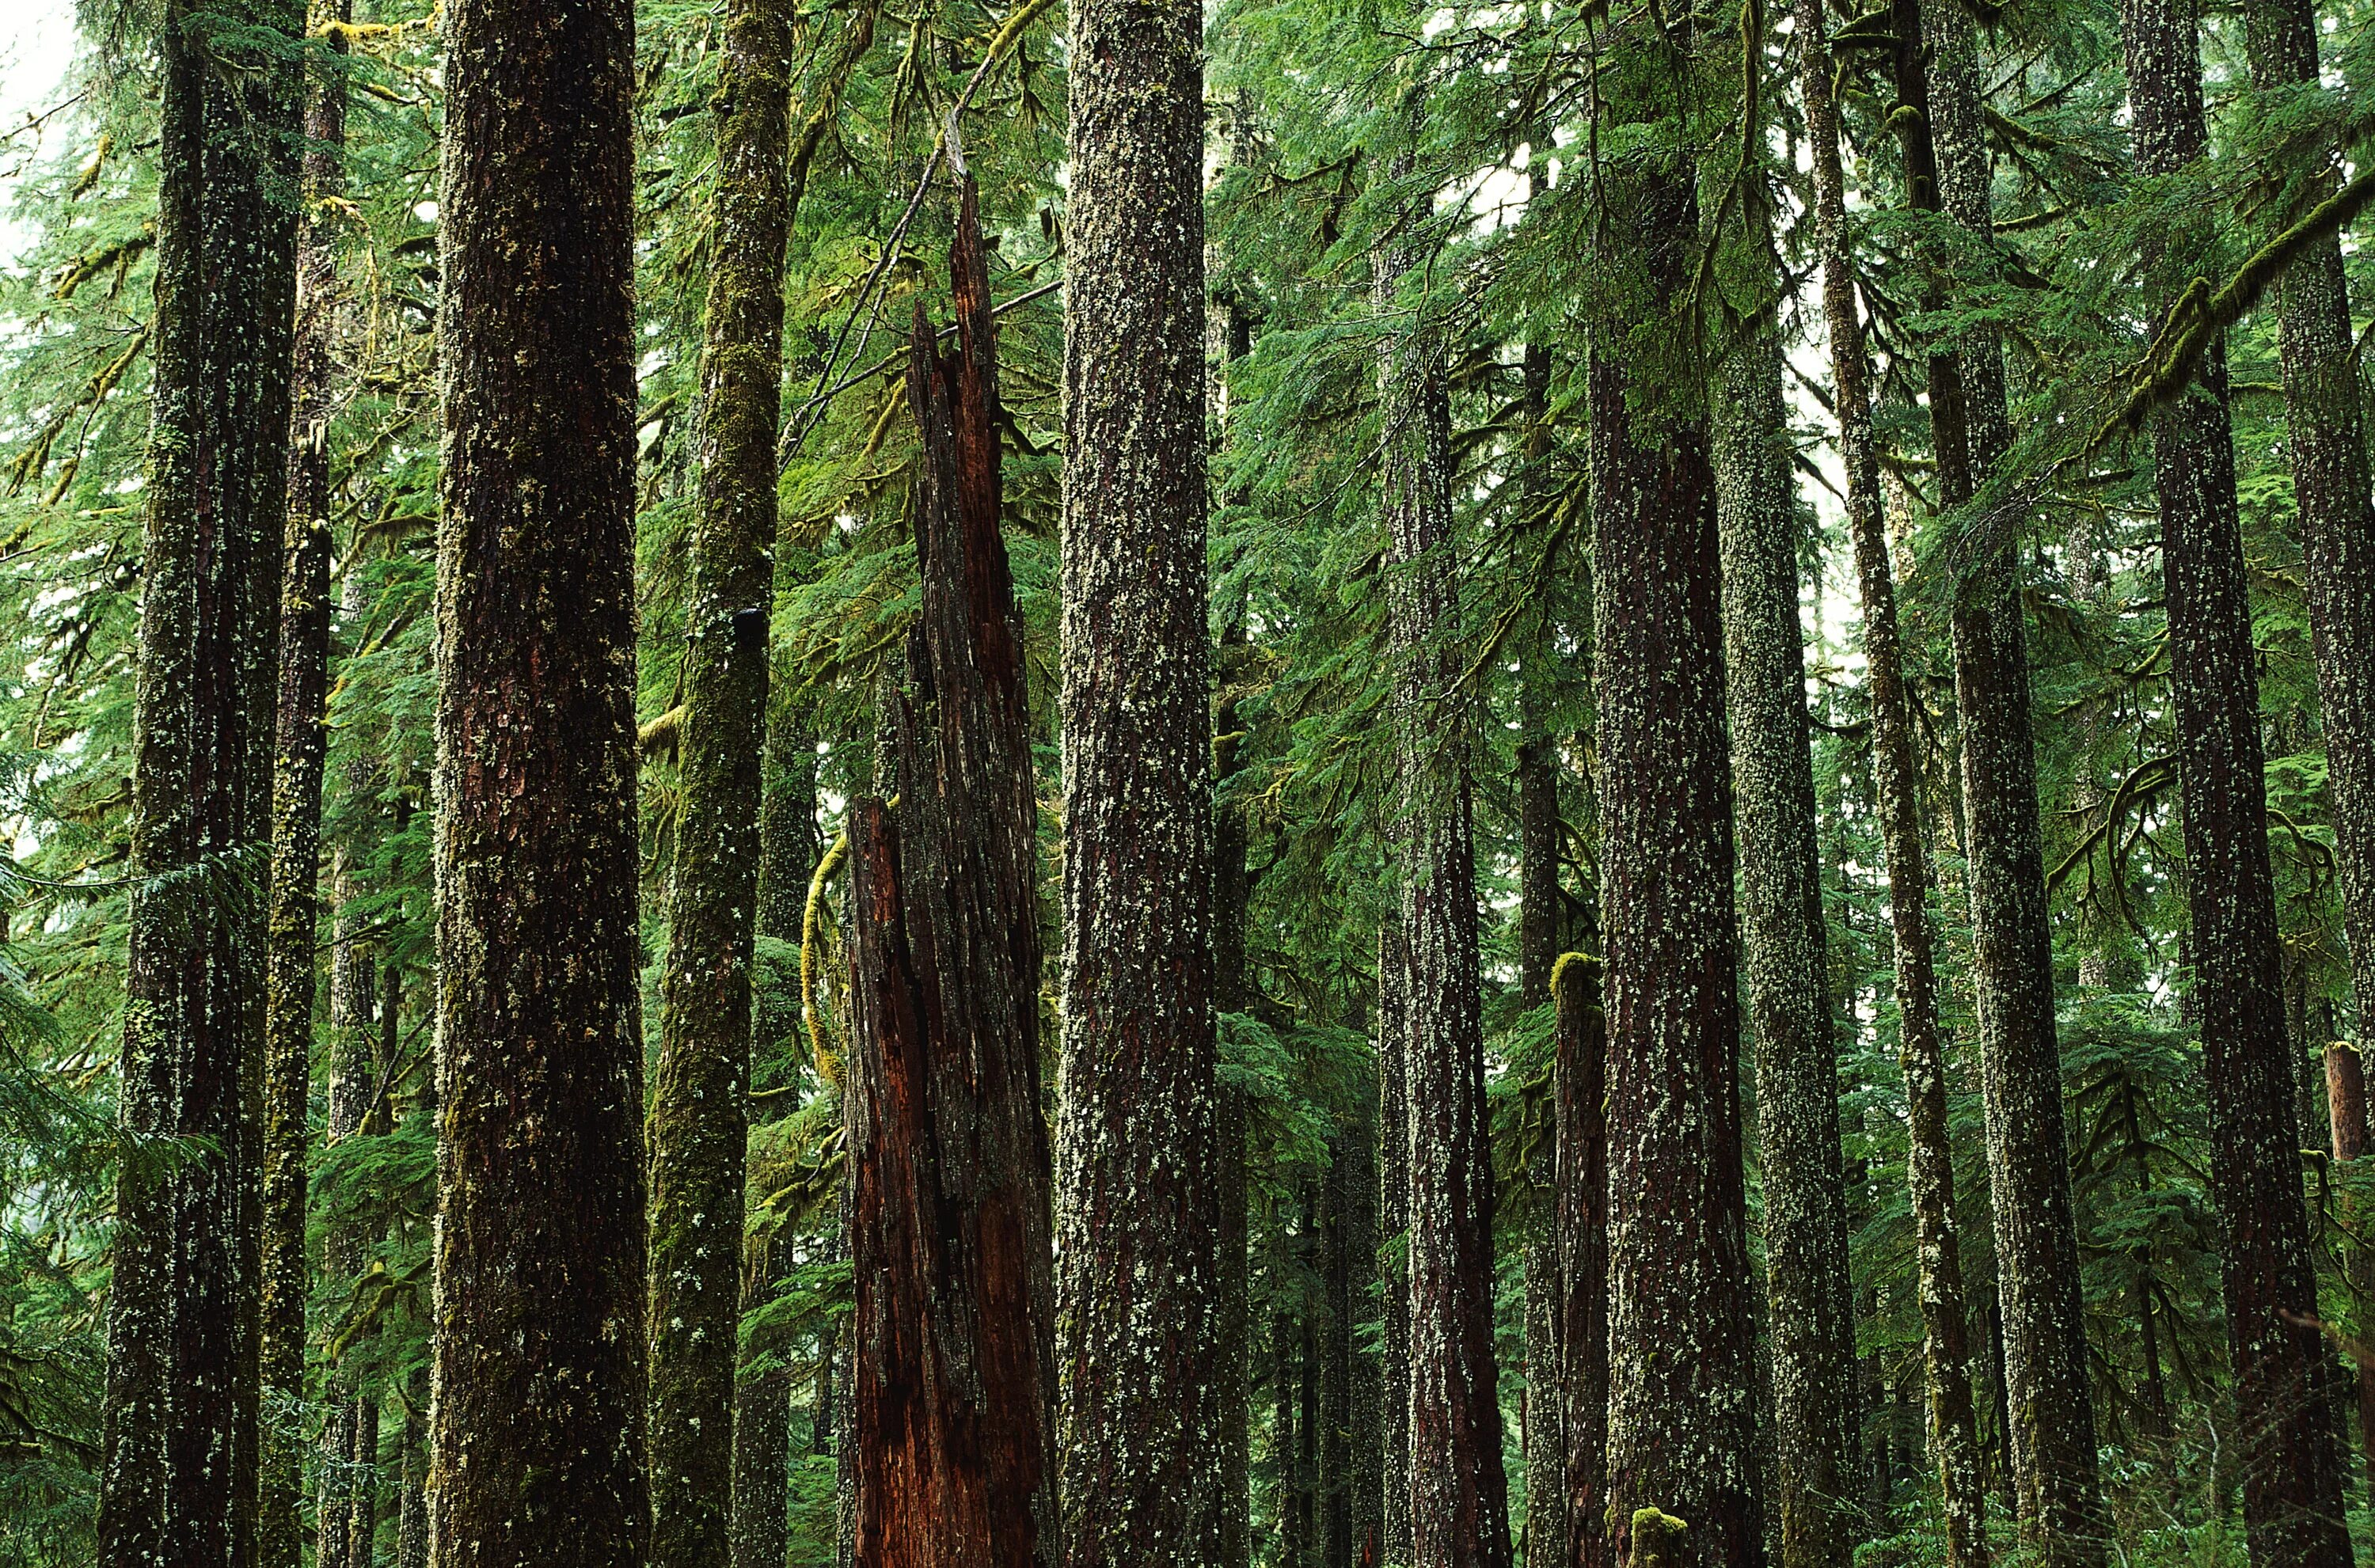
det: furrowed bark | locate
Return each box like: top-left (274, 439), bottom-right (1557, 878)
top-left (1554, 955), bottom-right (1607, 1568)
top-left (1890, 1), bottom-right (2107, 1551)
top-left (96, 1), bottom-right (299, 1563)
top-left (429, 0), bottom-right (649, 1550)
top-left (1380, 924), bottom-right (1415, 1567)
top-left (846, 183), bottom-right (1061, 1568)
top-left (1588, 39), bottom-right (1764, 1554)
top-left (1713, 278), bottom-right (1861, 1568)
top-left (1056, 0), bottom-right (1222, 1555)
top-left (2237, 0), bottom-right (2375, 1046)
top-left (260, 8), bottom-right (348, 1564)
top-left (1381, 226), bottom-right (1514, 1568)
top-left (2122, 0), bottom-right (2354, 1555)
top-left (647, 0), bottom-right (793, 1548)
top-left (1798, 0), bottom-right (1988, 1555)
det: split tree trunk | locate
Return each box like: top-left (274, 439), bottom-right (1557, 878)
top-left (2122, 0), bottom-right (2353, 1557)
top-left (1380, 219), bottom-right (1513, 1568)
top-left (647, 0), bottom-right (793, 1550)
top-left (1555, 956), bottom-right (1608, 1568)
top-left (1588, 39), bottom-right (1763, 1555)
top-left (428, 0), bottom-right (649, 1551)
top-left (1890, 1), bottom-right (2107, 1552)
top-left (1057, 0), bottom-right (1222, 1555)
top-left (845, 181), bottom-right (1061, 1568)
top-left (1798, 0), bottom-right (1989, 1556)
top-left (96, 1), bottom-right (298, 1564)
top-left (259, 9), bottom-right (348, 1565)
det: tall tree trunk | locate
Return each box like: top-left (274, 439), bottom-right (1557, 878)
top-left (1277, 1201), bottom-right (1306, 1568)
top-left (429, 0), bottom-right (648, 1551)
top-left (96, 1), bottom-right (298, 1564)
top-left (2237, 0), bottom-right (2375, 1045)
top-left (1889, 1), bottom-right (2108, 1553)
top-left (2326, 1045), bottom-right (2375, 1498)
top-left (1797, 0), bottom-right (1989, 1555)
top-left (845, 185), bottom-right (1061, 1567)
top-left (397, 1380), bottom-right (428, 1568)
top-left (729, 1227), bottom-right (797, 1568)
top-left (1554, 955), bottom-right (1607, 1568)
top-left (2122, 0), bottom-right (2354, 1556)
top-left (1380, 925), bottom-right (1415, 1567)
top-left (1343, 1070), bottom-right (1386, 1568)
top-left (647, 0), bottom-right (792, 1551)
top-left (1057, 0), bottom-right (1221, 1555)
top-left (1381, 223), bottom-right (1514, 1568)
top-left (1588, 30), bottom-right (1763, 1556)
top-left (1713, 264), bottom-right (1862, 1568)
top-left (260, 9), bottom-right (348, 1564)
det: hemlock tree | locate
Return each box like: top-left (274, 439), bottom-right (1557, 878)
top-left (96, 2), bottom-right (299, 1565)
top-left (428, 0), bottom-right (649, 1558)
top-left (1054, 0), bottom-right (1222, 1558)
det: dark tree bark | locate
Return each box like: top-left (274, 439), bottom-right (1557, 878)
top-left (2237, 0), bottom-right (2375, 1045)
top-left (1587, 39), bottom-right (1763, 1555)
top-left (1276, 1206), bottom-right (1305, 1568)
top-left (429, 0), bottom-right (648, 1551)
top-left (1888, 2), bottom-right (2108, 1553)
top-left (1341, 1072), bottom-right (1386, 1568)
top-left (1712, 274), bottom-right (1861, 1568)
top-left (2326, 1044), bottom-right (2375, 1499)
top-left (96, 2), bottom-right (299, 1565)
top-left (1381, 230), bottom-right (1513, 1568)
top-left (260, 10), bottom-right (348, 1566)
top-left (1797, 0), bottom-right (1988, 1555)
top-left (648, 0), bottom-right (793, 1551)
top-left (1554, 957), bottom-right (1608, 1568)
top-left (2122, 0), bottom-right (2354, 1557)
top-left (729, 1225), bottom-right (797, 1568)
top-left (1380, 924), bottom-right (1415, 1567)
top-left (845, 184), bottom-right (1061, 1568)
top-left (1056, 0), bottom-right (1221, 1555)
top-left (397, 1384), bottom-right (428, 1568)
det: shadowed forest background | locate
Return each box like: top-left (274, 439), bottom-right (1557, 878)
top-left (0, 0), bottom-right (2372, 1562)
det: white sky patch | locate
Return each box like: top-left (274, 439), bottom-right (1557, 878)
top-left (0, 5), bottom-right (78, 266)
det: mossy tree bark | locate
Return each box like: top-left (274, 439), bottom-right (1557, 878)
top-left (2122, 0), bottom-right (2354, 1555)
top-left (1712, 252), bottom-right (1862, 1568)
top-left (1553, 956), bottom-right (1607, 1568)
top-left (428, 0), bottom-right (648, 1551)
top-left (260, 8), bottom-right (348, 1566)
top-left (647, 0), bottom-right (792, 1550)
top-left (96, 1), bottom-right (299, 1563)
top-left (1889, 1), bottom-right (2108, 1552)
top-left (1587, 40), bottom-right (1764, 1555)
top-left (2324, 1045), bottom-right (2375, 1498)
top-left (845, 182), bottom-right (1061, 1567)
top-left (1379, 924), bottom-right (1415, 1567)
top-left (2237, 0), bottom-right (2375, 1046)
top-left (1381, 229), bottom-right (1514, 1568)
top-left (1056, 0), bottom-right (1222, 1557)
top-left (1798, 0), bottom-right (1987, 1555)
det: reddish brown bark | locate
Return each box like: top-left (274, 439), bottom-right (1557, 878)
top-left (846, 181), bottom-right (1060, 1568)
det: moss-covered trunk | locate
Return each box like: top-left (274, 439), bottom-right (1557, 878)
top-left (1552, 957), bottom-right (1607, 1568)
top-left (1379, 924), bottom-right (1414, 1567)
top-left (1056, 0), bottom-right (1222, 1555)
top-left (429, 0), bottom-right (648, 1548)
top-left (1798, 0), bottom-right (1989, 1555)
top-left (845, 184), bottom-right (1061, 1567)
top-left (2123, 0), bottom-right (2354, 1555)
top-left (1889, 2), bottom-right (2107, 1552)
top-left (646, 0), bottom-right (793, 1550)
top-left (96, 2), bottom-right (299, 1563)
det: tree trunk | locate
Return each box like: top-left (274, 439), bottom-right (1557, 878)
top-left (1588, 41), bottom-right (1763, 1555)
top-left (1380, 924), bottom-right (1415, 1568)
top-left (1553, 957), bottom-right (1607, 1568)
top-left (429, 0), bottom-right (648, 1551)
top-left (259, 8), bottom-right (347, 1564)
top-left (96, 1), bottom-right (298, 1564)
top-left (2122, 0), bottom-right (2354, 1556)
top-left (1381, 226), bottom-right (1513, 1568)
top-left (845, 184), bottom-right (1061, 1568)
top-left (1057, 0), bottom-right (1221, 1555)
top-left (1890, 1), bottom-right (2108, 1553)
top-left (2326, 1045), bottom-right (2375, 1498)
top-left (648, 0), bottom-right (793, 1551)
top-left (2237, 0), bottom-right (2375, 1046)
top-left (1216, 604), bottom-right (1256, 1568)
top-left (1278, 1202), bottom-right (1306, 1568)
top-left (1713, 265), bottom-right (1862, 1568)
top-left (1797, 0), bottom-right (1989, 1555)
top-left (730, 1225), bottom-right (796, 1568)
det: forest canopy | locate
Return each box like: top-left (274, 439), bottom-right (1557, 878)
top-left (0, 0), bottom-right (2370, 1562)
